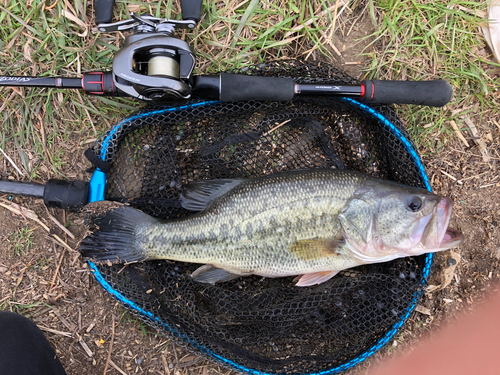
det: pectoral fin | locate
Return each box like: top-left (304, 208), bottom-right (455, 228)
top-left (191, 265), bottom-right (248, 284)
top-left (289, 238), bottom-right (345, 260)
top-left (294, 271), bottom-right (340, 287)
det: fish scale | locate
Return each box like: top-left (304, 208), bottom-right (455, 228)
top-left (135, 170), bottom-right (363, 277)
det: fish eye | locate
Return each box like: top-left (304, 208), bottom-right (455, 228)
top-left (407, 196), bottom-right (423, 212)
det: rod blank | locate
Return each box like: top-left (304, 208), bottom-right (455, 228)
top-left (0, 180), bottom-right (45, 198)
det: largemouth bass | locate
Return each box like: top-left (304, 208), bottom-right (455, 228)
top-left (80, 169), bottom-right (463, 286)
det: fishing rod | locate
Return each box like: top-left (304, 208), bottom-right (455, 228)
top-left (0, 71), bottom-right (453, 107)
top-left (0, 0), bottom-right (453, 107)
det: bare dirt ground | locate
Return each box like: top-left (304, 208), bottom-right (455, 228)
top-left (1, 4), bottom-right (500, 375)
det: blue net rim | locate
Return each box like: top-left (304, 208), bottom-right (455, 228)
top-left (87, 98), bottom-right (433, 375)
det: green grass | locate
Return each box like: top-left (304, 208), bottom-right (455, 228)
top-left (8, 226), bottom-right (35, 256)
top-left (195, 0), bottom-right (340, 71)
top-left (364, 0), bottom-right (499, 150)
top-left (0, 0), bottom-right (142, 180)
top-left (28, 255), bottom-right (52, 271)
top-left (119, 307), bottom-right (163, 338)
top-left (0, 300), bottom-right (52, 317)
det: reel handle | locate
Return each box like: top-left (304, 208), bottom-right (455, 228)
top-left (94, 0), bottom-right (203, 25)
top-left (181, 0), bottom-right (203, 22)
top-left (95, 0), bottom-right (115, 25)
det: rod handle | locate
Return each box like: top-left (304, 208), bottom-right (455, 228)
top-left (221, 74), bottom-right (294, 101)
top-left (43, 180), bottom-right (89, 210)
top-left (360, 80), bottom-right (453, 107)
top-left (0, 179), bottom-right (89, 210)
top-left (192, 74), bottom-right (295, 101)
top-left (0, 180), bottom-right (45, 198)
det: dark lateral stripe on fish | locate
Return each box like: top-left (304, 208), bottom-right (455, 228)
top-left (79, 204), bottom-right (156, 263)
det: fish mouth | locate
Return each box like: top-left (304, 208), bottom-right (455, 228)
top-left (429, 197), bottom-right (463, 250)
top-left (441, 226), bottom-right (463, 246)
top-left (414, 197), bottom-right (463, 251)
top-left (436, 197), bottom-right (452, 244)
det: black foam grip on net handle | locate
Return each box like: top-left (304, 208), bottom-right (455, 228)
top-left (360, 80), bottom-right (453, 107)
top-left (181, 0), bottom-right (202, 22)
top-left (220, 73), bottom-right (295, 101)
top-left (95, 0), bottom-right (115, 24)
top-left (43, 179), bottom-right (89, 210)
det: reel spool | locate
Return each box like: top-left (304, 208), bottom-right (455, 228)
top-left (146, 48), bottom-right (180, 78)
top-left (128, 44), bottom-right (185, 102)
top-left (125, 14), bottom-right (184, 99)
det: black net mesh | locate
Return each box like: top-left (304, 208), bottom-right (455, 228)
top-left (87, 60), bottom-right (431, 374)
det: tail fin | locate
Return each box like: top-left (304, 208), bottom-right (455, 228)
top-left (79, 202), bottom-right (158, 264)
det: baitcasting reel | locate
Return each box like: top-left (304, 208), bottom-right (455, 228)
top-left (96, 10), bottom-right (198, 101)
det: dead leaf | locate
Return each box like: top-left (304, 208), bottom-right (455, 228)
top-left (128, 4), bottom-right (141, 13)
top-left (60, 9), bottom-right (88, 37)
top-left (457, 5), bottom-right (486, 18)
top-left (415, 304), bottom-right (431, 315)
top-left (427, 250), bottom-right (461, 293)
top-left (482, 0), bottom-right (500, 63)
top-left (23, 37), bottom-right (33, 62)
top-left (449, 120), bottom-right (470, 147)
top-left (464, 117), bottom-right (490, 162)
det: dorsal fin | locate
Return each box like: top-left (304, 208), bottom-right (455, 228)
top-left (180, 178), bottom-right (246, 211)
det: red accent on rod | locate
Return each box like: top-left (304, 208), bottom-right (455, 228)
top-left (360, 84), bottom-right (365, 98)
top-left (83, 72), bottom-right (105, 95)
top-left (370, 81), bottom-right (375, 101)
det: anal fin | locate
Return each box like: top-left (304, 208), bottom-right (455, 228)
top-left (294, 270), bottom-right (340, 287)
top-left (191, 265), bottom-right (247, 284)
